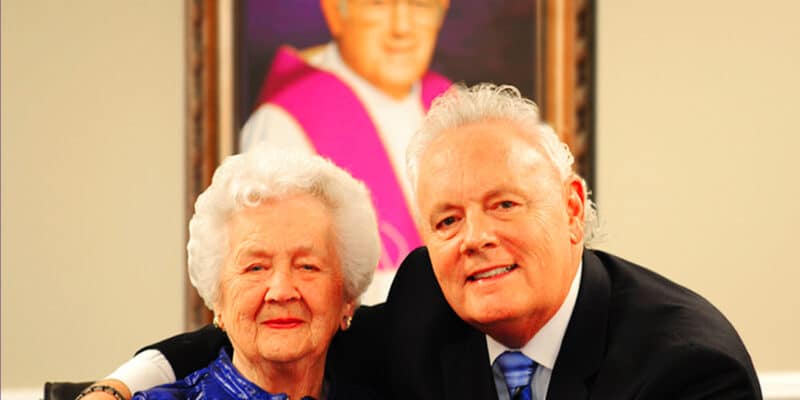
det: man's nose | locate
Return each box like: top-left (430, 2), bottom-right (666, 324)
top-left (391, 0), bottom-right (412, 35)
top-left (263, 268), bottom-right (300, 303)
top-left (459, 213), bottom-right (498, 256)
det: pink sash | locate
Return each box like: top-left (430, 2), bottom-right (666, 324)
top-left (257, 46), bottom-right (450, 270)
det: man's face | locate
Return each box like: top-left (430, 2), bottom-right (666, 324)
top-left (323, 0), bottom-right (447, 99)
top-left (415, 120), bottom-right (585, 346)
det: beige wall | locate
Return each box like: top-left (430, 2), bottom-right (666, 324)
top-left (1, 0), bottom-right (185, 388)
top-left (596, 0), bottom-right (800, 371)
top-left (2, 0), bottom-right (798, 392)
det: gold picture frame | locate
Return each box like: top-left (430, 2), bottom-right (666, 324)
top-left (183, 0), bottom-right (595, 329)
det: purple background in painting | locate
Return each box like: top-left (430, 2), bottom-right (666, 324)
top-left (236, 0), bottom-right (536, 130)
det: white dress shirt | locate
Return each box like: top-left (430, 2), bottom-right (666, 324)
top-left (487, 262), bottom-right (583, 400)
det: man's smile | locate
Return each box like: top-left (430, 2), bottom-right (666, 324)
top-left (466, 264), bottom-right (519, 282)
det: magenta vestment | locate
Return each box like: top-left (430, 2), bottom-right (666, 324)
top-left (255, 46), bottom-right (451, 270)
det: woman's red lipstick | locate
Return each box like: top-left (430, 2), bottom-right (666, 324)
top-left (262, 318), bottom-right (303, 329)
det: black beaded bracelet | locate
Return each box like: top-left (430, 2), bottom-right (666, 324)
top-left (75, 384), bottom-right (127, 400)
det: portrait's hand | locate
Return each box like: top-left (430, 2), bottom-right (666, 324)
top-left (75, 379), bottom-right (132, 400)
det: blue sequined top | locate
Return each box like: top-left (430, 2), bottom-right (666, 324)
top-left (132, 349), bottom-right (326, 400)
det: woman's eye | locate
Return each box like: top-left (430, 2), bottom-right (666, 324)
top-left (300, 264), bottom-right (319, 272)
top-left (246, 264), bottom-right (265, 272)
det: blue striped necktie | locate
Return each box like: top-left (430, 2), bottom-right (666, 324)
top-left (494, 351), bottom-right (537, 400)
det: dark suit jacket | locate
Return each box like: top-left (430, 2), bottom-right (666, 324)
top-left (148, 247), bottom-right (761, 399)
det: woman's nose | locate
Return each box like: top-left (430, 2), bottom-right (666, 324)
top-left (263, 268), bottom-right (300, 303)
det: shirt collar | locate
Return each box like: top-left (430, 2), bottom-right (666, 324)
top-left (486, 261), bottom-right (583, 370)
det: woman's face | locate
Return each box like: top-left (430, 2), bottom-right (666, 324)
top-left (215, 193), bottom-right (354, 367)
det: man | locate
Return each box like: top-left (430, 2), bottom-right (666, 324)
top-left (84, 84), bottom-right (760, 399)
top-left (241, 0), bottom-right (451, 304)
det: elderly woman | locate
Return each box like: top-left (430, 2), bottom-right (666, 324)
top-left (132, 146), bottom-right (381, 400)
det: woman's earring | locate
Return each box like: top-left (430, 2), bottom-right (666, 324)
top-left (342, 315), bottom-right (353, 331)
top-left (213, 314), bottom-right (224, 331)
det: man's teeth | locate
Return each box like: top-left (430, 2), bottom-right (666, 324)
top-left (470, 264), bottom-right (517, 280)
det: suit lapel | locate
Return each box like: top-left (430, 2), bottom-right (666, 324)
top-left (439, 319), bottom-right (498, 400)
top-left (386, 247), bottom-right (497, 400)
top-left (547, 250), bottom-right (611, 398)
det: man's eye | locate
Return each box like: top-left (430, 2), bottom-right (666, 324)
top-left (436, 216), bottom-right (457, 230)
top-left (497, 200), bottom-right (517, 209)
top-left (246, 264), bottom-right (266, 272)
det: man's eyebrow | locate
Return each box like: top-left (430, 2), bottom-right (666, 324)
top-left (426, 203), bottom-right (458, 225)
top-left (429, 203), bottom-right (457, 215)
top-left (483, 187), bottom-right (524, 199)
top-left (291, 245), bottom-right (315, 257)
top-left (483, 189), bottom-right (506, 199)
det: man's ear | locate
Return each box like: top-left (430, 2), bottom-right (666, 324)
top-left (565, 175), bottom-right (586, 244)
top-left (439, 0), bottom-right (450, 15)
top-left (320, 0), bottom-right (345, 38)
top-left (433, 0), bottom-right (450, 27)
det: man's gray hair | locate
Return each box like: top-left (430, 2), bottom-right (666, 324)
top-left (406, 83), bottom-right (600, 245)
top-left (188, 145), bottom-right (381, 310)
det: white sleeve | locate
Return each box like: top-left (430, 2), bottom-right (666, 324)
top-left (106, 349), bottom-right (176, 394)
top-left (239, 104), bottom-right (315, 154)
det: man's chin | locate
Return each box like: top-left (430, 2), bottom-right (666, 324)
top-left (373, 72), bottom-right (422, 94)
top-left (459, 302), bottom-right (523, 328)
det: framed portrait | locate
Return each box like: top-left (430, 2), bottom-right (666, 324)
top-left (184, 0), bottom-right (596, 329)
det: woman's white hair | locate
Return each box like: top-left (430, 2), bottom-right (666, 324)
top-left (187, 145), bottom-right (381, 310)
top-left (406, 83), bottom-right (600, 245)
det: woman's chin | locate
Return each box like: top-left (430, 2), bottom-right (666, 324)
top-left (262, 352), bottom-right (306, 364)
top-left (255, 340), bottom-right (314, 364)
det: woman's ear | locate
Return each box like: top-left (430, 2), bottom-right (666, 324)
top-left (340, 301), bottom-right (356, 330)
top-left (213, 311), bottom-right (225, 331)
